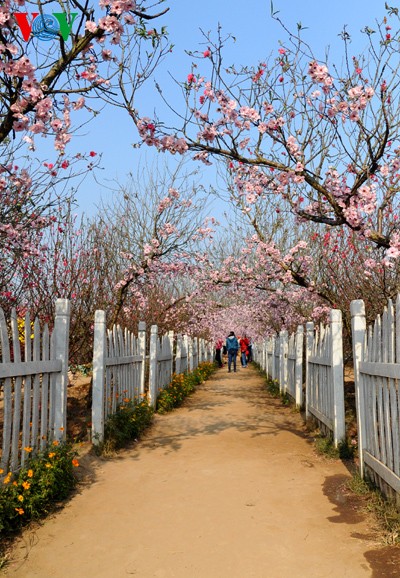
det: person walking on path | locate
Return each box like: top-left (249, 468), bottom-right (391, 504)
top-left (239, 335), bottom-right (250, 367)
top-left (226, 331), bottom-right (239, 372)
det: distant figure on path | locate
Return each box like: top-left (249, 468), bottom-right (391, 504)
top-left (215, 338), bottom-right (223, 367)
top-left (226, 331), bottom-right (239, 373)
top-left (239, 335), bottom-right (250, 368)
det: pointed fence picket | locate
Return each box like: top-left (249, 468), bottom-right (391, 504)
top-left (175, 334), bottom-right (188, 375)
top-left (0, 299), bottom-right (70, 475)
top-left (272, 335), bottom-right (280, 382)
top-left (91, 314), bottom-right (146, 444)
top-left (351, 298), bottom-right (400, 501)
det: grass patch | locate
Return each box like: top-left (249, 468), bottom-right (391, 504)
top-left (313, 433), bottom-right (356, 460)
top-left (347, 472), bottom-right (400, 545)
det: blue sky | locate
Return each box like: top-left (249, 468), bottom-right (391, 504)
top-left (58, 0), bottom-right (390, 215)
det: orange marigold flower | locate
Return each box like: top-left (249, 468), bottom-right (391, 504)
top-left (48, 452), bottom-right (56, 459)
top-left (3, 474), bottom-right (11, 485)
top-left (59, 427), bottom-right (64, 432)
top-left (12, 481), bottom-right (18, 486)
top-left (52, 440), bottom-right (59, 446)
top-left (18, 495), bottom-right (24, 502)
top-left (72, 459), bottom-right (79, 467)
top-left (0, 468), bottom-right (3, 475)
top-left (27, 469), bottom-right (33, 478)
top-left (22, 481), bottom-right (30, 490)
top-left (15, 508), bottom-right (24, 515)
top-left (24, 446), bottom-right (33, 453)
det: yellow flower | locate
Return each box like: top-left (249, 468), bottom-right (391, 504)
top-left (22, 481), bottom-right (30, 490)
top-left (27, 469), bottom-right (33, 478)
top-left (15, 508), bottom-right (24, 515)
top-left (12, 481), bottom-right (18, 486)
top-left (48, 452), bottom-right (56, 459)
top-left (18, 495), bottom-right (24, 502)
top-left (52, 440), bottom-right (59, 447)
top-left (3, 474), bottom-right (11, 485)
top-left (24, 446), bottom-right (33, 453)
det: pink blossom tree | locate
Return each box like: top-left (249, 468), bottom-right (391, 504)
top-left (0, 0), bottom-right (170, 309)
top-left (134, 6), bottom-right (400, 309)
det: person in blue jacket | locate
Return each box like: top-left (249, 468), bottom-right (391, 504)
top-left (226, 331), bottom-right (239, 372)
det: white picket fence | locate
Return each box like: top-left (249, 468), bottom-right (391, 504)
top-left (91, 316), bottom-right (213, 442)
top-left (254, 310), bottom-right (345, 446)
top-left (0, 299), bottom-right (70, 474)
top-left (351, 298), bottom-right (400, 499)
top-left (306, 310), bottom-right (345, 446)
top-left (91, 312), bottom-right (146, 444)
top-left (1, 301), bottom-right (214, 465)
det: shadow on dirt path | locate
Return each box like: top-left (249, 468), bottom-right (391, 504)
top-left (3, 365), bottom-right (399, 577)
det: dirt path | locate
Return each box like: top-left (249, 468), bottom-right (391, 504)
top-left (4, 366), bottom-right (400, 577)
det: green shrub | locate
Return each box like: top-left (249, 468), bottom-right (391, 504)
top-left (156, 362), bottom-right (216, 414)
top-left (97, 397), bottom-right (154, 455)
top-left (0, 442), bottom-right (78, 538)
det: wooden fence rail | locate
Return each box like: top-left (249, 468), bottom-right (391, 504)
top-left (254, 310), bottom-right (344, 445)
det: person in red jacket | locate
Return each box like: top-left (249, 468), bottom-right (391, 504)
top-left (239, 335), bottom-right (250, 367)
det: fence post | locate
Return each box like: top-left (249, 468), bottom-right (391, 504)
top-left (331, 309), bottom-right (345, 447)
top-left (175, 334), bottom-right (182, 374)
top-left (53, 299), bottom-right (70, 440)
top-left (138, 321), bottom-right (146, 397)
top-left (305, 322), bottom-right (314, 420)
top-left (279, 330), bottom-right (288, 393)
top-left (295, 325), bottom-right (304, 408)
top-left (188, 337), bottom-right (193, 371)
top-left (191, 338), bottom-right (195, 369)
top-left (92, 310), bottom-right (106, 444)
top-left (148, 325), bottom-right (158, 407)
top-left (168, 330), bottom-right (174, 378)
top-left (350, 299), bottom-right (367, 478)
top-left (271, 336), bottom-right (276, 381)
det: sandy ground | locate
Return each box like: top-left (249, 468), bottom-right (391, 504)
top-left (4, 366), bottom-right (400, 577)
